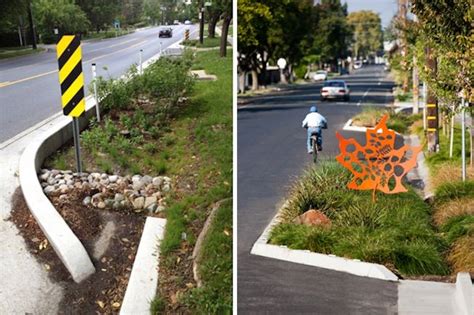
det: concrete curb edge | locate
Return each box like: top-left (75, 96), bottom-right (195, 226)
top-left (120, 217), bottom-right (166, 315)
top-left (454, 272), bottom-right (473, 315)
top-left (250, 201), bottom-right (399, 282)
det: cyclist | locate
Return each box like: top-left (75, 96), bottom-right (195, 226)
top-left (302, 106), bottom-right (327, 154)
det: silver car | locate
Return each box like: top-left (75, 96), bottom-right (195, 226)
top-left (320, 80), bottom-right (350, 101)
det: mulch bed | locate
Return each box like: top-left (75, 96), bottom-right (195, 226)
top-left (10, 187), bottom-right (146, 314)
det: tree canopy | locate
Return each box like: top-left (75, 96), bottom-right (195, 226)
top-left (347, 10), bottom-right (382, 59)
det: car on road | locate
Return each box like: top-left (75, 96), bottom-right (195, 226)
top-left (159, 27), bottom-right (173, 38)
top-left (320, 80), bottom-right (350, 101)
top-left (308, 70), bottom-right (328, 81)
top-left (173, 20), bottom-right (180, 25)
top-left (184, 20), bottom-right (192, 25)
top-left (353, 61), bottom-right (362, 69)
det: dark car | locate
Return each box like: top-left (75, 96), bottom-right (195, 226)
top-left (159, 28), bottom-right (173, 38)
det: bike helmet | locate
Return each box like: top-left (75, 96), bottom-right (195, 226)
top-left (310, 106), bottom-right (318, 112)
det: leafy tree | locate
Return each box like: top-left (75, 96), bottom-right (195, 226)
top-left (219, 0), bottom-right (232, 57)
top-left (347, 10), bottom-right (382, 59)
top-left (76, 0), bottom-right (120, 32)
top-left (311, 0), bottom-right (352, 67)
top-left (0, 0), bottom-right (28, 33)
top-left (33, 0), bottom-right (90, 43)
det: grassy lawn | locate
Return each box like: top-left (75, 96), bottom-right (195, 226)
top-left (0, 46), bottom-right (45, 59)
top-left (182, 36), bottom-right (221, 48)
top-left (44, 48), bottom-right (232, 312)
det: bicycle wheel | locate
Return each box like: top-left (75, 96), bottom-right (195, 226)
top-left (312, 138), bottom-right (318, 163)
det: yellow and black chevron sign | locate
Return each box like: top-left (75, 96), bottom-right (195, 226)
top-left (56, 35), bottom-right (85, 117)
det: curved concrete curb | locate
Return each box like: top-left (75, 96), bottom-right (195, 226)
top-left (19, 96), bottom-right (97, 283)
top-left (120, 217), bottom-right (166, 315)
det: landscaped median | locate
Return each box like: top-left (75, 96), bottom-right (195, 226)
top-left (262, 108), bottom-right (472, 282)
top-left (12, 46), bottom-right (232, 314)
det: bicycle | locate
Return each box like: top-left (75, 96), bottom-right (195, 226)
top-left (310, 131), bottom-right (323, 163)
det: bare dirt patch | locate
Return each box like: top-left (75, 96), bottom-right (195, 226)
top-left (10, 187), bottom-right (145, 314)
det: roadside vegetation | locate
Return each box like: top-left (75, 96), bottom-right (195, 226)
top-left (151, 48), bottom-right (232, 314)
top-left (269, 160), bottom-right (471, 278)
top-left (45, 48), bottom-right (232, 313)
top-left (182, 37), bottom-right (221, 48)
top-left (0, 46), bottom-right (45, 59)
top-left (351, 107), bottom-right (421, 134)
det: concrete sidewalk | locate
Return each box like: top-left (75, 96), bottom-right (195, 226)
top-left (0, 115), bottom-right (64, 314)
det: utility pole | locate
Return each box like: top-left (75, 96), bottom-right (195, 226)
top-left (412, 14), bottom-right (419, 114)
top-left (27, 0), bottom-right (37, 49)
top-left (426, 47), bottom-right (439, 153)
top-left (398, 0), bottom-right (408, 92)
top-left (199, 0), bottom-right (204, 44)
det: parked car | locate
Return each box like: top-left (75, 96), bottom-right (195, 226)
top-left (159, 28), bottom-right (173, 38)
top-left (309, 70), bottom-right (328, 81)
top-left (353, 61), bottom-right (362, 69)
top-left (184, 20), bottom-right (192, 25)
top-left (320, 80), bottom-right (350, 101)
top-left (173, 20), bottom-right (180, 25)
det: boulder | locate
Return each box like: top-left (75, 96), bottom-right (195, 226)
top-left (293, 209), bottom-right (331, 228)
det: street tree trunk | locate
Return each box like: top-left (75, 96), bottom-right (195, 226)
top-left (239, 72), bottom-right (246, 94)
top-left (208, 13), bottom-right (220, 38)
top-left (251, 70), bottom-right (259, 91)
top-left (220, 13), bottom-right (231, 57)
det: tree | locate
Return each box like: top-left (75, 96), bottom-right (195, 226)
top-left (347, 11), bottom-right (382, 59)
top-left (219, 0), bottom-right (232, 57)
top-left (237, 0), bottom-right (272, 90)
top-left (310, 0), bottom-right (352, 69)
top-left (76, 0), bottom-right (120, 32)
top-left (34, 0), bottom-right (90, 43)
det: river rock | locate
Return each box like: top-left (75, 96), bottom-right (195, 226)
top-left (144, 196), bottom-right (157, 209)
top-left (152, 177), bottom-right (162, 188)
top-left (132, 197), bottom-right (145, 209)
top-left (59, 184), bottom-right (69, 194)
top-left (97, 201), bottom-right (106, 209)
top-left (39, 172), bottom-right (50, 181)
top-left (114, 193), bottom-right (125, 202)
top-left (83, 196), bottom-right (91, 206)
top-left (109, 175), bottom-right (118, 183)
top-left (44, 186), bottom-right (55, 194)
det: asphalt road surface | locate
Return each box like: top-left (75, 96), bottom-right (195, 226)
top-left (237, 65), bottom-right (399, 314)
top-left (0, 25), bottom-right (196, 143)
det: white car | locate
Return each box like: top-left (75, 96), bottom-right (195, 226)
top-left (173, 20), bottom-right (180, 25)
top-left (184, 20), bottom-right (192, 25)
top-left (320, 80), bottom-right (350, 101)
top-left (309, 70), bottom-right (327, 81)
top-left (353, 61), bottom-right (362, 69)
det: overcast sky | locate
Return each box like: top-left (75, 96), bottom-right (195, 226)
top-left (343, 0), bottom-right (398, 28)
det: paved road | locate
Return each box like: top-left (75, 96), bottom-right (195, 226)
top-left (0, 25), bottom-right (197, 143)
top-left (237, 65), bottom-right (399, 314)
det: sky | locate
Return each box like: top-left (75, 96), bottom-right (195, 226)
top-left (343, 0), bottom-right (398, 28)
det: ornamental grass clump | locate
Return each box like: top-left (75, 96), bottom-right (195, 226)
top-left (270, 160), bottom-right (450, 276)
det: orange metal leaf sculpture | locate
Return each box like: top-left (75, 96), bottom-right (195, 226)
top-left (335, 114), bottom-right (421, 201)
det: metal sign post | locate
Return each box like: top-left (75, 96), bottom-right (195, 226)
top-left (72, 118), bottom-right (83, 173)
top-left (56, 35), bottom-right (86, 173)
top-left (461, 97), bottom-right (466, 181)
top-left (91, 63), bottom-right (100, 122)
top-left (139, 49), bottom-right (143, 74)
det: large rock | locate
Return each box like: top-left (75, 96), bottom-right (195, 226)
top-left (293, 209), bottom-right (331, 228)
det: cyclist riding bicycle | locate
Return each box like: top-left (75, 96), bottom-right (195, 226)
top-left (302, 106), bottom-right (327, 154)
